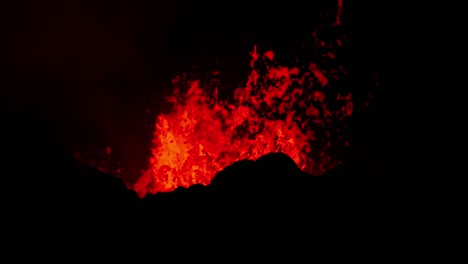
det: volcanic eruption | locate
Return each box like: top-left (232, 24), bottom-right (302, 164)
top-left (133, 21), bottom-right (354, 197)
top-left (2, 1), bottom-right (394, 250)
top-left (58, 0), bottom-right (381, 198)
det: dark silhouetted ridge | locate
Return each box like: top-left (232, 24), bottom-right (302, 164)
top-left (3, 110), bottom-right (396, 248)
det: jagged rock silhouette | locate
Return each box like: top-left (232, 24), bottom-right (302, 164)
top-left (3, 110), bottom-right (391, 246)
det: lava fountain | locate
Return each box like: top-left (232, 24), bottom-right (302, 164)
top-left (134, 36), bottom-right (353, 198)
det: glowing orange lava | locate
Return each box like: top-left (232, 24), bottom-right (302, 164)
top-left (134, 42), bottom-right (353, 198)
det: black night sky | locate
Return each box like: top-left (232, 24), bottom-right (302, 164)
top-left (0, 0), bottom-right (400, 253)
top-left (3, 0), bottom-right (387, 185)
top-left (1, 0), bottom-right (391, 210)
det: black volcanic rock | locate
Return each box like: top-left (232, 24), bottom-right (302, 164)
top-left (209, 159), bottom-right (257, 194)
top-left (3, 110), bottom-right (389, 242)
top-left (255, 152), bottom-right (300, 171)
top-left (208, 152), bottom-right (314, 205)
top-left (254, 152), bottom-right (314, 194)
top-left (3, 111), bottom-right (142, 236)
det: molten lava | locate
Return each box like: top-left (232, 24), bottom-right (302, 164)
top-left (134, 43), bottom-right (353, 198)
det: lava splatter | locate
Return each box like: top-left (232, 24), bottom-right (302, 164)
top-left (134, 37), bottom-right (353, 197)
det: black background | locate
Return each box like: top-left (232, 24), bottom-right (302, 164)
top-left (2, 0), bottom-right (388, 185)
